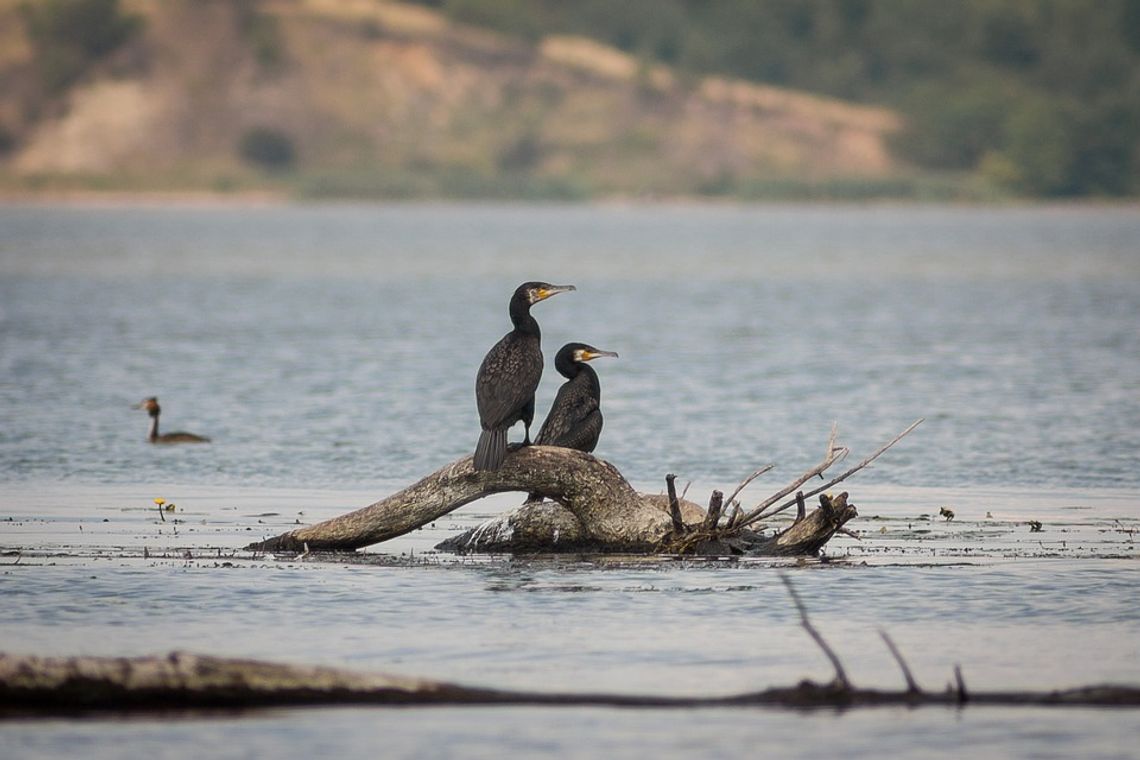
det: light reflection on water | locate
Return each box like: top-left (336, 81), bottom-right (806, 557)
top-left (1, 204), bottom-right (1138, 757)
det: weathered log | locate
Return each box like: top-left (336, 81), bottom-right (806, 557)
top-left (3, 652), bottom-right (1137, 716)
top-left (250, 447), bottom-right (673, 553)
top-left (249, 423), bottom-right (920, 556)
top-left (247, 444), bottom-right (855, 555)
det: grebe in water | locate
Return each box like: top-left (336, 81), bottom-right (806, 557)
top-left (133, 397), bottom-right (210, 444)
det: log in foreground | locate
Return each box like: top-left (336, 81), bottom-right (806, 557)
top-left (6, 571), bottom-right (1135, 715)
top-left (249, 424), bottom-right (919, 556)
top-left (3, 651), bottom-right (1137, 716)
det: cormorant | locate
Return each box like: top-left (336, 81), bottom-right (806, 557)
top-left (535, 342), bottom-right (619, 452)
top-left (474, 281), bottom-right (575, 471)
top-left (133, 397), bottom-right (211, 444)
top-left (525, 343), bottom-right (617, 502)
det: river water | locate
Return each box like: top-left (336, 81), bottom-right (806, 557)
top-left (1, 203), bottom-right (1138, 758)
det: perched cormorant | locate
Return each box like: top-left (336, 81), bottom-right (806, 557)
top-left (525, 342), bottom-right (617, 503)
top-left (474, 281), bottom-right (575, 471)
top-left (133, 397), bottom-right (210, 444)
top-left (535, 342), bottom-right (619, 452)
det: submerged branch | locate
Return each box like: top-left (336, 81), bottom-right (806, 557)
top-left (779, 573), bottom-right (851, 690)
top-left (880, 630), bottom-right (921, 695)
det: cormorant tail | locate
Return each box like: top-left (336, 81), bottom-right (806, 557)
top-left (474, 427), bottom-right (507, 471)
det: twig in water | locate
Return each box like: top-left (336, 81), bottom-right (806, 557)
top-left (779, 573), bottom-right (851, 690)
top-left (680, 481), bottom-right (691, 501)
top-left (954, 664), bottom-right (969, 704)
top-left (879, 630), bottom-right (920, 694)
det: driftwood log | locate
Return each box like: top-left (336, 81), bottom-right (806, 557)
top-left (6, 576), bottom-right (1137, 714)
top-left (6, 573), bottom-right (1136, 716)
top-left (249, 423), bottom-right (921, 556)
top-left (4, 651), bottom-right (1137, 715)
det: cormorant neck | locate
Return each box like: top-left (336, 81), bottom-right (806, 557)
top-left (147, 412), bottom-right (159, 442)
top-left (554, 353), bottom-right (582, 379)
top-left (509, 297), bottom-right (540, 337)
top-left (570, 362), bottom-right (601, 397)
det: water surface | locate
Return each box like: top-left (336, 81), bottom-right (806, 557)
top-left (1, 203), bottom-right (1138, 758)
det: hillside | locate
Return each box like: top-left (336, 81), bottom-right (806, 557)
top-left (414, 0), bottom-right (1140, 199)
top-left (0, 0), bottom-right (925, 200)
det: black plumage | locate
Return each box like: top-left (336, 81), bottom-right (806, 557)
top-left (535, 343), bottom-right (619, 452)
top-left (474, 281), bottom-right (575, 470)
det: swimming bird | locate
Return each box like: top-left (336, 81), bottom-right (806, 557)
top-left (474, 281), bottom-right (575, 471)
top-left (535, 343), bottom-right (619, 452)
top-left (133, 397), bottom-right (210, 444)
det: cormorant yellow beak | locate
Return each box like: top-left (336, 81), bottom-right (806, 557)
top-left (578, 349), bottom-right (619, 362)
top-left (534, 284), bottom-right (576, 302)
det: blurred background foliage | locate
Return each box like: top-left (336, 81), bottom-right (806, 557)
top-left (18, 0), bottom-right (141, 94)
top-left (2, 0), bottom-right (1137, 199)
top-left (413, 0), bottom-right (1140, 197)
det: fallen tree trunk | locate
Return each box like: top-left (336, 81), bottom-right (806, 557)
top-left (246, 447), bottom-right (854, 555)
top-left (3, 652), bottom-right (1137, 715)
top-left (248, 423), bottom-right (918, 556)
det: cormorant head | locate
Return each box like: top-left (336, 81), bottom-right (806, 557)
top-left (555, 342), bottom-right (619, 374)
top-left (516, 281), bottom-right (576, 306)
top-left (133, 397), bottom-right (161, 416)
top-left (570, 344), bottom-right (619, 363)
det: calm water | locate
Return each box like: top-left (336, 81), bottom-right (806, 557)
top-left (1, 203), bottom-right (1138, 758)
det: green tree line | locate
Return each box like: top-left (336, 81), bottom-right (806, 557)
top-left (414, 0), bottom-right (1140, 197)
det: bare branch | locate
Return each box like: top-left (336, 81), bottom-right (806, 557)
top-left (703, 490), bottom-right (724, 531)
top-left (879, 630), bottom-right (920, 694)
top-left (722, 464), bottom-right (775, 515)
top-left (735, 434), bottom-right (849, 530)
top-left (665, 474), bottom-right (684, 534)
top-left (954, 665), bottom-right (969, 704)
top-left (738, 419), bottom-right (922, 529)
top-left (780, 418), bottom-right (925, 513)
top-left (779, 574), bottom-right (851, 690)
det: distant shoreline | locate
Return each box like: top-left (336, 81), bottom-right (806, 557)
top-left (1, 189), bottom-right (1137, 210)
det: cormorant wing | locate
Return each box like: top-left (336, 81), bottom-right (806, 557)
top-left (476, 333), bottom-right (543, 429)
top-left (536, 388), bottom-right (602, 451)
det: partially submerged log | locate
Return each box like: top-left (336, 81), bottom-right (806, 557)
top-left (3, 651), bottom-right (1136, 715)
top-left (249, 422), bottom-right (920, 556)
top-left (6, 572), bottom-right (1137, 715)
